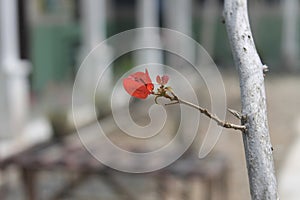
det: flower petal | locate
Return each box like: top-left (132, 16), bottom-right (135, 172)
top-left (156, 75), bottom-right (162, 84)
top-left (161, 75), bottom-right (169, 85)
top-left (123, 78), bottom-right (150, 99)
top-left (122, 69), bottom-right (154, 99)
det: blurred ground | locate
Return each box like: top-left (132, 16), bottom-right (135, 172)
top-left (2, 72), bottom-right (300, 200)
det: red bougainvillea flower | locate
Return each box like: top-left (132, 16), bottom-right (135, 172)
top-left (156, 75), bottom-right (169, 85)
top-left (123, 69), bottom-right (154, 99)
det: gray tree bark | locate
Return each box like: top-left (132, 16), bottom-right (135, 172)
top-left (223, 0), bottom-right (278, 199)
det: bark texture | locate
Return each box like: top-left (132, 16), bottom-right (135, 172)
top-left (224, 0), bottom-right (278, 199)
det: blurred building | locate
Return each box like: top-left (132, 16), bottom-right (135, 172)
top-left (0, 0), bottom-right (299, 199)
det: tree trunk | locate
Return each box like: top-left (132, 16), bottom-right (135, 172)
top-left (224, 0), bottom-right (278, 199)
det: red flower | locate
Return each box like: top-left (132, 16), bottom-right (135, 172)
top-left (123, 69), bottom-right (154, 99)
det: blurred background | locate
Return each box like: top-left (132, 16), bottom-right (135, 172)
top-left (0, 0), bottom-right (299, 199)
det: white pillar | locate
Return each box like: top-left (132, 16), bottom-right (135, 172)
top-left (282, 0), bottom-right (299, 71)
top-left (0, 0), bottom-right (31, 136)
top-left (135, 0), bottom-right (163, 78)
top-left (173, 0), bottom-right (192, 36)
top-left (81, 0), bottom-right (106, 50)
top-left (163, 0), bottom-right (192, 36)
top-left (79, 0), bottom-right (113, 101)
top-left (163, 0), bottom-right (194, 66)
top-left (198, 0), bottom-right (219, 59)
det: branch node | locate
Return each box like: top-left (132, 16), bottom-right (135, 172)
top-left (241, 114), bottom-right (248, 124)
top-left (263, 64), bottom-right (269, 77)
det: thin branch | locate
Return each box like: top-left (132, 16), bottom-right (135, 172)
top-left (177, 98), bottom-right (246, 131)
top-left (159, 92), bottom-right (246, 132)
